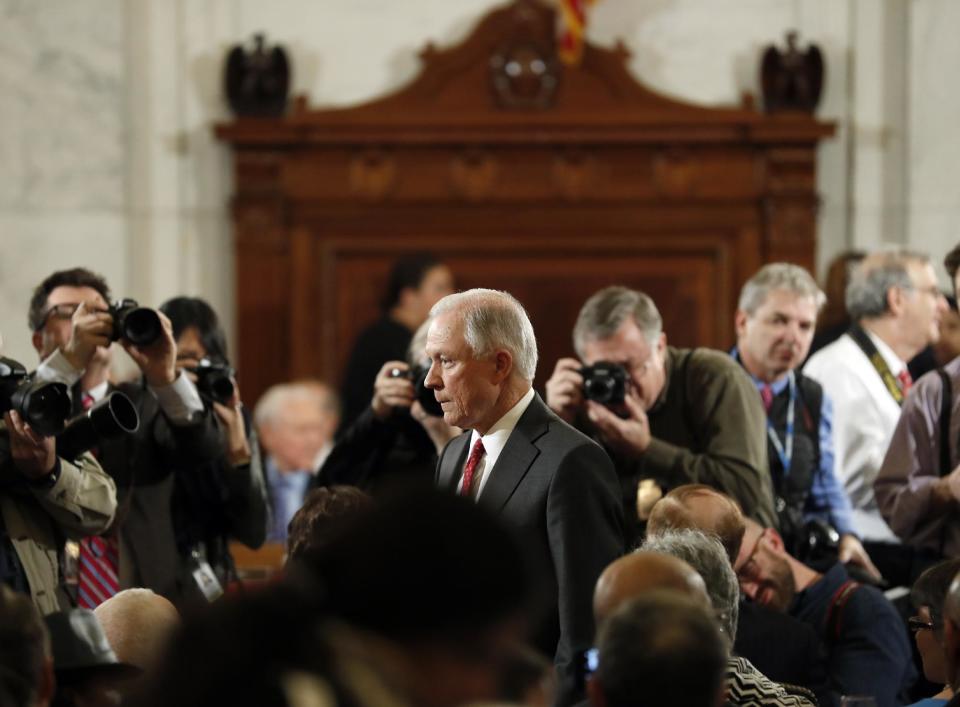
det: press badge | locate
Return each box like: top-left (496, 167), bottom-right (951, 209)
top-left (190, 556), bottom-right (224, 602)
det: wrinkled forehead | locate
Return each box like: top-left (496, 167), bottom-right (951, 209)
top-left (425, 311), bottom-right (464, 350)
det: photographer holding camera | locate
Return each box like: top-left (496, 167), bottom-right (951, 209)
top-left (159, 296), bottom-right (269, 598)
top-left (545, 286), bottom-right (775, 544)
top-left (317, 319), bottom-right (461, 494)
top-left (28, 268), bottom-right (223, 607)
top-left (0, 330), bottom-right (117, 615)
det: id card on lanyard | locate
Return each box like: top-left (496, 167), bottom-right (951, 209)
top-left (767, 371), bottom-right (796, 475)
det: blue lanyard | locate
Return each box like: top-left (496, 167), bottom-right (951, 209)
top-left (766, 371), bottom-right (796, 475)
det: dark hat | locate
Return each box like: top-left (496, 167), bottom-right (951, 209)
top-left (44, 609), bottom-right (140, 684)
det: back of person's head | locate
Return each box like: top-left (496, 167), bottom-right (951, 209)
top-left (646, 485), bottom-right (746, 565)
top-left (0, 586), bottom-right (52, 707)
top-left (819, 250), bottom-right (866, 329)
top-left (590, 592), bottom-right (726, 707)
top-left (573, 286), bottom-right (662, 358)
top-left (308, 487), bottom-right (530, 644)
top-left (846, 248), bottom-right (931, 320)
top-left (738, 263), bottom-right (825, 315)
top-left (641, 529), bottom-right (739, 646)
top-left (382, 253), bottom-right (443, 312)
top-left (430, 289), bottom-right (538, 382)
top-left (158, 297), bottom-right (228, 360)
top-left (915, 560), bottom-right (960, 634)
top-left (28, 268), bottom-right (111, 332)
top-left (93, 589), bottom-right (179, 673)
top-left (945, 244), bottom-right (960, 284)
top-left (285, 486), bottom-right (374, 563)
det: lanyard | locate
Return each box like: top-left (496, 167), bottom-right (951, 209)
top-left (766, 371), bottom-right (796, 475)
top-left (847, 325), bottom-right (906, 406)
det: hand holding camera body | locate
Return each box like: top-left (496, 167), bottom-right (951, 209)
top-left (579, 361), bottom-right (628, 406)
top-left (388, 365), bottom-right (444, 417)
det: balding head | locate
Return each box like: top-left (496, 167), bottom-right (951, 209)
top-left (593, 551), bottom-right (709, 624)
top-left (94, 588), bottom-right (179, 672)
top-left (646, 485), bottom-right (746, 565)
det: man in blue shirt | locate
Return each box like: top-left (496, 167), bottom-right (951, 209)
top-left (733, 263), bottom-right (879, 579)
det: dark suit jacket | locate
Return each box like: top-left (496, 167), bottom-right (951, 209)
top-left (436, 393), bottom-right (625, 706)
top-left (81, 380), bottom-right (223, 604)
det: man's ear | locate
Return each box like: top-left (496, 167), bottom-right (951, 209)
top-left (492, 349), bottom-right (513, 383)
top-left (586, 675), bottom-right (606, 707)
top-left (887, 285), bottom-right (907, 316)
top-left (765, 527), bottom-right (787, 553)
top-left (657, 332), bottom-right (667, 355)
top-left (734, 310), bottom-right (749, 339)
top-left (31, 330), bottom-right (43, 356)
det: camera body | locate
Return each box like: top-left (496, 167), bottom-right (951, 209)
top-left (109, 298), bottom-right (162, 347)
top-left (190, 358), bottom-right (236, 406)
top-left (580, 361), bottom-right (628, 406)
top-left (389, 366), bottom-right (443, 417)
top-left (0, 357), bottom-right (71, 437)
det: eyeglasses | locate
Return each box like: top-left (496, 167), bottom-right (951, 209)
top-left (36, 303), bottom-right (81, 330)
top-left (908, 617), bottom-right (935, 633)
top-left (737, 527), bottom-right (768, 576)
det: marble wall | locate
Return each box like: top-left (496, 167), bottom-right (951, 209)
top-left (1, 0), bottom-right (956, 368)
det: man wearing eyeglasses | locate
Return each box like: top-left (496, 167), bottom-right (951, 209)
top-left (26, 268), bottom-right (222, 607)
top-left (545, 285), bottom-right (775, 543)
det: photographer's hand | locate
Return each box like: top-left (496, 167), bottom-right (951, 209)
top-left (5, 410), bottom-right (56, 480)
top-left (838, 534), bottom-right (882, 581)
top-left (213, 388), bottom-right (252, 467)
top-left (371, 361), bottom-right (415, 420)
top-left (545, 358), bottom-right (585, 424)
top-left (123, 310), bottom-right (177, 387)
top-left (61, 301), bottom-right (112, 371)
top-left (411, 400), bottom-right (461, 454)
top-left (586, 391), bottom-right (651, 456)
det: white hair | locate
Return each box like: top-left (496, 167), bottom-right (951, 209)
top-left (430, 289), bottom-right (538, 381)
top-left (738, 263), bottom-right (826, 314)
top-left (253, 382), bottom-right (339, 430)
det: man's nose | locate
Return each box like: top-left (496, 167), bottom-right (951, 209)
top-left (424, 361), bottom-right (442, 390)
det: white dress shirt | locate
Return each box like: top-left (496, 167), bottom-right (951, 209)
top-left (457, 387), bottom-right (536, 499)
top-left (804, 330), bottom-right (904, 543)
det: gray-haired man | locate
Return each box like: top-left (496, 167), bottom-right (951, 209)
top-left (734, 263), bottom-right (878, 578)
top-left (426, 288), bottom-right (624, 707)
top-left (545, 286), bottom-right (775, 542)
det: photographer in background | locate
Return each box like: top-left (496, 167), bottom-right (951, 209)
top-left (28, 268), bottom-right (222, 608)
top-left (0, 330), bottom-right (116, 615)
top-left (316, 319), bottom-right (461, 495)
top-left (544, 285), bottom-right (774, 545)
top-left (159, 296), bottom-right (269, 598)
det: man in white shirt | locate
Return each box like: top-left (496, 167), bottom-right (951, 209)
top-left (804, 250), bottom-right (948, 581)
top-left (428, 288), bottom-right (624, 707)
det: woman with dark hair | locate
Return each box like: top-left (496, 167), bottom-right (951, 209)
top-left (907, 559), bottom-right (960, 707)
top-left (158, 297), bottom-right (269, 600)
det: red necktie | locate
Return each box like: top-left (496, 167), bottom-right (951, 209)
top-left (77, 536), bottom-right (119, 608)
top-left (460, 439), bottom-right (486, 498)
top-left (760, 385), bottom-right (774, 412)
top-left (898, 370), bottom-right (913, 396)
top-left (81, 393), bottom-right (95, 410)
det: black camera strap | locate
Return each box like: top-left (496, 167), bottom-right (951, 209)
top-left (847, 326), bottom-right (907, 406)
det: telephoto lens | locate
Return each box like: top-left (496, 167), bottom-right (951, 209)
top-left (0, 357), bottom-right (71, 437)
top-left (109, 298), bottom-right (163, 347)
top-left (56, 391), bottom-right (140, 461)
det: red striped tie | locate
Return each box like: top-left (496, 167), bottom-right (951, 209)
top-left (897, 370), bottom-right (913, 396)
top-left (77, 536), bottom-right (119, 608)
top-left (459, 439), bottom-right (486, 498)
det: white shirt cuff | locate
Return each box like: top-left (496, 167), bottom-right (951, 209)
top-left (149, 371), bottom-right (205, 425)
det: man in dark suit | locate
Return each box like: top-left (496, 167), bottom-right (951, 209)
top-left (426, 288), bottom-right (625, 706)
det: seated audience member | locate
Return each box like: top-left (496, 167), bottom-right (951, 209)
top-left (28, 268), bottom-right (222, 607)
top-left (0, 324), bottom-right (116, 615)
top-left (589, 592), bottom-right (727, 707)
top-left (594, 551), bottom-right (710, 622)
top-left (131, 490), bottom-right (530, 707)
top-left (642, 529), bottom-right (815, 707)
top-left (545, 285), bottom-right (774, 543)
top-left (737, 514), bottom-right (916, 707)
top-left (0, 585), bottom-right (55, 707)
top-left (646, 485), bottom-right (827, 694)
top-left (876, 246), bottom-right (960, 568)
top-left (808, 250), bottom-right (866, 358)
top-left (160, 296), bottom-right (269, 596)
top-left (45, 608), bottom-right (138, 706)
top-left (284, 486), bottom-right (373, 564)
top-left (93, 589), bottom-right (179, 674)
top-left (805, 251), bottom-right (949, 583)
top-left (907, 559), bottom-right (960, 707)
top-left (733, 263), bottom-right (877, 578)
top-left (317, 319), bottom-right (460, 494)
top-left (339, 253), bottom-right (454, 429)
top-left (254, 382), bottom-right (339, 541)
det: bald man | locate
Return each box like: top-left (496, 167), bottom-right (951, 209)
top-left (94, 588), bottom-right (179, 674)
top-left (646, 485), bottom-right (825, 694)
top-left (594, 551), bottom-right (709, 624)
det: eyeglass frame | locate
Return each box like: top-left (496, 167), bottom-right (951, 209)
top-left (35, 302), bottom-right (82, 331)
top-left (907, 616), bottom-right (936, 633)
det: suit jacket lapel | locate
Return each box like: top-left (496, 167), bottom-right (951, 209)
top-left (479, 394), bottom-right (551, 514)
top-left (437, 432), bottom-right (470, 491)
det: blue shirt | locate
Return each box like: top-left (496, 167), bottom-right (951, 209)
top-left (265, 458), bottom-right (312, 542)
top-left (730, 348), bottom-right (856, 537)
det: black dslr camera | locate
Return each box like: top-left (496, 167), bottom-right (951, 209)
top-left (109, 299), bottom-right (162, 347)
top-left (0, 357), bottom-right (72, 437)
top-left (389, 366), bottom-right (443, 417)
top-left (56, 392), bottom-right (140, 460)
top-left (580, 361), bottom-right (628, 406)
top-left (189, 358), bottom-right (236, 406)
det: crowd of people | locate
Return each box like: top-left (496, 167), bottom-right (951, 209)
top-left (3, 245), bottom-right (960, 707)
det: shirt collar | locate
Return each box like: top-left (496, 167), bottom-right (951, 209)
top-left (83, 381), bottom-right (110, 403)
top-left (469, 387), bottom-right (535, 459)
top-left (729, 346), bottom-right (791, 395)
